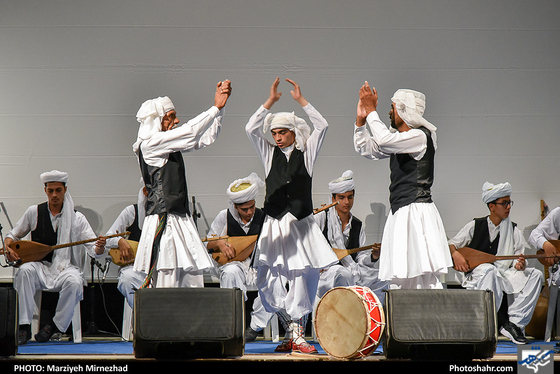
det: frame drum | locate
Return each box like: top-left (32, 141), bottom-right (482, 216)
top-left (314, 286), bottom-right (385, 359)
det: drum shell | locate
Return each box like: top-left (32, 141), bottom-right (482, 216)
top-left (314, 286), bottom-right (384, 359)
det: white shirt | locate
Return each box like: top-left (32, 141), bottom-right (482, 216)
top-left (245, 103), bottom-right (328, 176)
top-left (139, 106), bottom-right (224, 168)
top-left (353, 111), bottom-right (428, 161)
top-left (529, 206), bottom-right (560, 250)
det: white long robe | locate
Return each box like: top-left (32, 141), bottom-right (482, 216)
top-left (245, 103), bottom-right (338, 319)
top-left (353, 111), bottom-right (452, 288)
top-left (133, 106), bottom-right (223, 287)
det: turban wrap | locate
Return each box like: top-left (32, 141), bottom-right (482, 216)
top-left (328, 170), bottom-right (355, 194)
top-left (263, 111), bottom-right (311, 151)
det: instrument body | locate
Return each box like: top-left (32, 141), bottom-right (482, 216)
top-left (314, 286), bottom-right (385, 359)
top-left (210, 235), bottom-right (258, 265)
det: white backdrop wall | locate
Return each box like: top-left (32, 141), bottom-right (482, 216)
top-left (0, 0), bottom-right (558, 282)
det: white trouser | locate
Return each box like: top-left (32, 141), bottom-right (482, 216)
top-left (219, 261), bottom-right (276, 331)
top-left (257, 265), bottom-right (320, 321)
top-left (117, 266), bottom-right (146, 308)
top-left (463, 264), bottom-right (543, 328)
top-left (14, 262), bottom-right (83, 332)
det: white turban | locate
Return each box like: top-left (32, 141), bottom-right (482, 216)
top-left (482, 181), bottom-right (512, 204)
top-left (391, 89), bottom-right (437, 133)
top-left (133, 96), bottom-right (175, 153)
top-left (40, 170), bottom-right (69, 185)
top-left (226, 172), bottom-right (264, 205)
top-left (328, 170), bottom-right (355, 194)
top-left (263, 111), bottom-right (311, 151)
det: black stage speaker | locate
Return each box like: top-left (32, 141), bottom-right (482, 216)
top-left (0, 287), bottom-right (18, 357)
top-left (133, 287), bottom-right (244, 359)
top-left (383, 289), bottom-right (497, 360)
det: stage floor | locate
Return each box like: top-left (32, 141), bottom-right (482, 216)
top-left (4, 336), bottom-right (559, 363)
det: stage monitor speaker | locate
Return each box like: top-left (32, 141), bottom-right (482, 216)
top-left (383, 289), bottom-right (497, 360)
top-left (133, 287), bottom-right (244, 359)
top-left (0, 287), bottom-right (18, 357)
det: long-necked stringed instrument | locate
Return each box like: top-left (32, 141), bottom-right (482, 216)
top-left (108, 235), bottom-right (230, 267)
top-left (1, 231), bottom-right (130, 267)
top-left (456, 246), bottom-right (558, 272)
top-left (313, 201), bottom-right (339, 214)
top-left (332, 243), bottom-right (381, 261)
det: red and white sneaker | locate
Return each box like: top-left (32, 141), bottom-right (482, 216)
top-left (291, 341), bottom-right (318, 354)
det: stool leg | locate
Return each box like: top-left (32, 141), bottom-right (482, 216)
top-left (72, 302), bottom-right (82, 343)
top-left (545, 286), bottom-right (558, 342)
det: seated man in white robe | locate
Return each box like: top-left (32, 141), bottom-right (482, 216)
top-left (449, 181), bottom-right (543, 344)
top-left (4, 170), bottom-right (104, 344)
top-left (205, 172), bottom-right (275, 342)
top-left (314, 170), bottom-right (388, 304)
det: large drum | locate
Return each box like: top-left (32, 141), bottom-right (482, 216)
top-left (314, 286), bottom-right (385, 359)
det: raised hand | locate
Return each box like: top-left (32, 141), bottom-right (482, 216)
top-left (286, 78), bottom-right (308, 107)
top-left (214, 79), bottom-right (232, 110)
top-left (358, 81), bottom-right (378, 115)
top-left (263, 77), bottom-right (282, 110)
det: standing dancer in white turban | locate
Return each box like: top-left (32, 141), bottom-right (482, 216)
top-left (448, 181), bottom-right (543, 344)
top-left (245, 77), bottom-right (338, 353)
top-left (314, 170), bottom-right (389, 303)
top-left (354, 82), bottom-right (452, 289)
top-left (133, 80), bottom-right (231, 288)
top-left (4, 170), bottom-right (104, 344)
top-left (205, 172), bottom-right (276, 341)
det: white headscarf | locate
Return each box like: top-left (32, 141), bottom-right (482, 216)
top-left (328, 170), bottom-right (355, 194)
top-left (391, 89), bottom-right (436, 132)
top-left (481, 181), bottom-right (515, 275)
top-left (263, 111), bottom-right (311, 151)
top-left (132, 96), bottom-right (175, 153)
top-left (39, 170), bottom-right (80, 273)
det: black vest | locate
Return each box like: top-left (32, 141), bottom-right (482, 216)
top-left (138, 147), bottom-right (190, 217)
top-left (389, 126), bottom-right (435, 214)
top-left (322, 212), bottom-right (362, 260)
top-left (264, 147), bottom-right (313, 220)
top-left (226, 208), bottom-right (265, 237)
top-left (127, 204), bottom-right (142, 242)
top-left (31, 202), bottom-right (58, 263)
top-left (469, 216), bottom-right (517, 255)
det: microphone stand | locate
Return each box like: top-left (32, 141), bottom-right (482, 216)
top-left (85, 256), bottom-right (110, 336)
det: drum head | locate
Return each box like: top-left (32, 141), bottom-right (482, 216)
top-left (314, 287), bottom-right (371, 358)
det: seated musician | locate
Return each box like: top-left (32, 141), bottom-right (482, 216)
top-left (314, 170), bottom-right (388, 303)
top-left (205, 172), bottom-right (276, 342)
top-left (101, 180), bottom-right (147, 309)
top-left (528, 205), bottom-right (560, 284)
top-left (3, 170), bottom-right (105, 344)
top-left (448, 181), bottom-right (543, 344)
